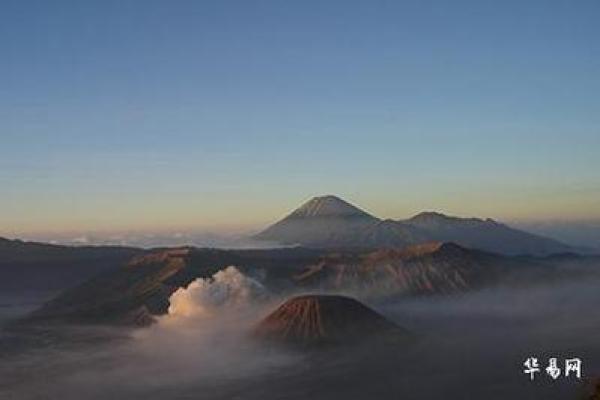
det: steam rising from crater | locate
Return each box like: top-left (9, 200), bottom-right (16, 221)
top-left (120, 266), bottom-right (297, 387)
top-left (166, 266), bottom-right (267, 319)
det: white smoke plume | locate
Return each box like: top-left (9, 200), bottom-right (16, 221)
top-left (120, 266), bottom-right (297, 388)
top-left (3, 268), bottom-right (600, 399)
top-left (166, 266), bottom-right (267, 319)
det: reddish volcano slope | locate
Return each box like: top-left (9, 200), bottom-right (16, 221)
top-left (293, 242), bottom-right (503, 296)
top-left (254, 295), bottom-right (408, 346)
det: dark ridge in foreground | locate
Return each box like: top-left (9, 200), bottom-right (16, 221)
top-left (254, 295), bottom-right (410, 347)
top-left (18, 244), bottom-right (598, 327)
top-left (0, 237), bottom-right (143, 291)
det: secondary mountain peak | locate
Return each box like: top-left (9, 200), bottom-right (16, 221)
top-left (290, 195), bottom-right (374, 219)
top-left (409, 211), bottom-right (451, 221)
top-left (407, 211), bottom-right (500, 227)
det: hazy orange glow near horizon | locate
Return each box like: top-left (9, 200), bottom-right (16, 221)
top-left (3, 190), bottom-right (599, 238)
top-left (2, 2), bottom-right (599, 241)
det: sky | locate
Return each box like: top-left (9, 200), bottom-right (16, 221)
top-left (1, 0), bottom-right (599, 238)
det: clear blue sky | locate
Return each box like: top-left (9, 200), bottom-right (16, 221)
top-left (1, 0), bottom-right (599, 235)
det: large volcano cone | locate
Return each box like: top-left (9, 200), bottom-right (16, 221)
top-left (254, 294), bottom-right (409, 347)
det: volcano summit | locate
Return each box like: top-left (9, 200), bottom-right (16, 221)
top-left (254, 195), bottom-right (575, 256)
top-left (254, 195), bottom-right (380, 248)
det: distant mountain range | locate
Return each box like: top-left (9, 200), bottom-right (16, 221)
top-left (254, 195), bottom-right (578, 256)
top-left (0, 195), bottom-right (593, 298)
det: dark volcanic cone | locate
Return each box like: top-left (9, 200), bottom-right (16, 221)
top-left (254, 294), bottom-right (409, 347)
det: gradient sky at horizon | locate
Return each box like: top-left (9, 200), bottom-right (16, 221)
top-left (2, 0), bottom-right (599, 236)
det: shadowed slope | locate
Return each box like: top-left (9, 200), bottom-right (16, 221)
top-left (292, 242), bottom-right (552, 297)
top-left (0, 237), bottom-right (142, 291)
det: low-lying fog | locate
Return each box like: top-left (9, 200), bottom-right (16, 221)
top-left (22, 231), bottom-right (287, 249)
top-left (0, 291), bottom-right (57, 324)
top-left (1, 267), bottom-right (599, 400)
